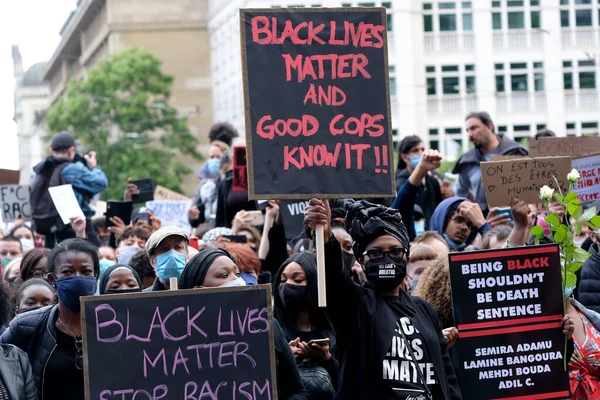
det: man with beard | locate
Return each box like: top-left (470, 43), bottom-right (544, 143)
top-left (452, 111), bottom-right (528, 214)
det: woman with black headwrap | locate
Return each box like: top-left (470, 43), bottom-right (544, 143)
top-left (305, 199), bottom-right (462, 400)
top-left (274, 252), bottom-right (338, 399)
top-left (179, 249), bottom-right (309, 400)
top-left (99, 265), bottom-right (143, 295)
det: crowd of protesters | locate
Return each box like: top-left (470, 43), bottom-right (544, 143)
top-left (0, 114), bottom-right (594, 399)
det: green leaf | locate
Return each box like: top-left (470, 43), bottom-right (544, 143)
top-left (553, 193), bottom-right (564, 204)
top-left (583, 206), bottom-right (597, 221)
top-left (554, 225), bottom-right (567, 243)
top-left (568, 203), bottom-right (582, 219)
top-left (530, 225), bottom-right (544, 237)
top-left (574, 247), bottom-right (591, 263)
top-left (575, 222), bottom-right (583, 235)
top-left (567, 262), bottom-right (583, 273)
top-left (545, 213), bottom-right (561, 228)
top-left (566, 271), bottom-right (577, 289)
top-left (564, 192), bottom-right (577, 203)
top-left (591, 215), bottom-right (600, 229)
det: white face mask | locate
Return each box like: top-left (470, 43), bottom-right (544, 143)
top-left (573, 237), bottom-right (586, 247)
top-left (220, 277), bottom-right (246, 288)
top-left (20, 238), bottom-right (34, 252)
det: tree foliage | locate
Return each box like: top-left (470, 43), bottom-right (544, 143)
top-left (46, 47), bottom-right (201, 200)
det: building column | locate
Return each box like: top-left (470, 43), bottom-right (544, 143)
top-left (472, 2), bottom-right (496, 117)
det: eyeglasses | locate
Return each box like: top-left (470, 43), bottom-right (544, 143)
top-left (362, 248), bottom-right (409, 262)
top-left (75, 337), bottom-right (83, 370)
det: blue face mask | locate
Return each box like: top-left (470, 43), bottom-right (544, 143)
top-left (155, 250), bottom-right (187, 281)
top-left (409, 155), bottom-right (422, 168)
top-left (99, 259), bottom-right (115, 278)
top-left (414, 220), bottom-right (425, 236)
top-left (207, 159), bottom-right (220, 176)
top-left (221, 277), bottom-right (246, 288)
top-left (240, 272), bottom-right (257, 285)
top-left (117, 246), bottom-right (139, 265)
top-left (54, 275), bottom-right (97, 313)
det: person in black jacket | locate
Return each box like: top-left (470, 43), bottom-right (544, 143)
top-left (179, 248), bottom-right (309, 400)
top-left (0, 238), bottom-right (99, 400)
top-left (274, 252), bottom-right (339, 399)
top-left (577, 239), bottom-right (600, 313)
top-left (304, 199), bottom-right (462, 400)
top-left (395, 135), bottom-right (442, 229)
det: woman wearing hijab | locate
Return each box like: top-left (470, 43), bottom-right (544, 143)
top-left (274, 252), bottom-right (338, 399)
top-left (304, 199), bottom-right (461, 400)
top-left (179, 249), bottom-right (309, 399)
top-left (99, 265), bottom-right (142, 295)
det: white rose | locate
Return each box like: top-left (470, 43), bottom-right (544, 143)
top-left (567, 168), bottom-right (580, 183)
top-left (539, 185), bottom-right (555, 201)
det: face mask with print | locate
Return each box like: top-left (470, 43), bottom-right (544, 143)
top-left (414, 220), bottom-right (425, 236)
top-left (20, 238), bottom-right (35, 252)
top-left (220, 277), bottom-right (246, 288)
top-left (155, 250), bottom-right (187, 281)
top-left (364, 256), bottom-right (407, 292)
top-left (409, 155), bottom-right (422, 168)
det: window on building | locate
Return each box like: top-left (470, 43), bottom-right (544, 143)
top-left (429, 128), bottom-right (439, 135)
top-left (560, 11), bottom-right (570, 27)
top-left (387, 14), bottom-right (393, 31)
top-left (531, 11), bottom-right (540, 28)
top-left (534, 73), bottom-right (544, 91)
top-left (493, 12), bottom-right (502, 29)
top-left (492, 1), bottom-right (501, 7)
top-left (462, 2), bottom-right (472, 8)
top-left (465, 64), bottom-right (475, 71)
top-left (498, 125), bottom-right (508, 133)
top-left (514, 125), bottom-right (531, 133)
top-left (561, 0), bottom-right (569, 3)
top-left (495, 63), bottom-right (504, 70)
top-left (564, 72), bottom-right (574, 89)
top-left (427, 78), bottom-right (436, 95)
top-left (439, 14), bottom-right (457, 31)
top-left (508, 12), bottom-right (525, 29)
top-left (496, 75), bottom-right (505, 92)
top-left (423, 3), bottom-right (433, 10)
top-left (580, 71), bottom-right (596, 88)
top-left (508, 0), bottom-right (525, 6)
top-left (564, 61), bottom-right (573, 67)
top-left (426, 65), bottom-right (435, 72)
top-left (439, 2), bottom-right (456, 9)
top-left (389, 76), bottom-right (396, 96)
top-left (575, 9), bottom-right (593, 26)
top-left (511, 74), bottom-right (528, 91)
top-left (575, 0), bottom-right (592, 4)
top-left (424, 15), bottom-right (433, 32)
top-left (342, 2), bottom-right (352, 6)
top-left (463, 13), bottom-right (473, 30)
top-left (466, 76), bottom-right (476, 93)
top-left (357, 2), bottom-right (375, 6)
top-left (441, 65), bottom-right (459, 72)
top-left (536, 124), bottom-right (546, 130)
top-left (443, 77), bottom-right (460, 94)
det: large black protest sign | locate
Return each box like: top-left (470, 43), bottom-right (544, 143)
top-left (456, 323), bottom-right (569, 400)
top-left (81, 286), bottom-right (277, 399)
top-left (240, 8), bottom-right (395, 200)
top-left (280, 200), bottom-right (309, 240)
top-left (449, 244), bottom-right (563, 331)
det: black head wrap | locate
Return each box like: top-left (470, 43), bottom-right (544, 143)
top-left (179, 248), bottom-right (235, 289)
top-left (344, 200), bottom-right (410, 258)
top-left (99, 264), bottom-right (142, 295)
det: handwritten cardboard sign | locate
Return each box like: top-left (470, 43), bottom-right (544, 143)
top-left (481, 156), bottom-right (571, 208)
top-left (240, 8), bottom-right (395, 200)
top-left (233, 146), bottom-right (248, 192)
top-left (81, 286), bottom-right (277, 399)
top-left (529, 136), bottom-right (600, 157)
top-left (449, 245), bottom-right (569, 398)
top-left (153, 185), bottom-right (191, 202)
top-left (0, 169), bottom-right (19, 185)
top-left (0, 185), bottom-right (31, 222)
top-left (449, 244), bottom-right (563, 331)
top-left (572, 153), bottom-right (600, 203)
top-left (146, 200), bottom-right (191, 230)
top-left (456, 325), bottom-right (569, 400)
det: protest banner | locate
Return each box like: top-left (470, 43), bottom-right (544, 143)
top-left (572, 152), bottom-right (600, 203)
top-left (280, 199), bottom-right (309, 240)
top-left (481, 156), bottom-right (571, 208)
top-left (0, 185), bottom-right (31, 222)
top-left (154, 185), bottom-right (191, 202)
top-left (233, 146), bottom-right (248, 192)
top-left (456, 324), bottom-right (569, 400)
top-left (449, 244), bottom-right (569, 399)
top-left (529, 136), bottom-right (600, 157)
top-left (81, 286), bottom-right (277, 400)
top-left (449, 244), bottom-right (563, 331)
top-left (146, 200), bottom-right (191, 230)
top-left (0, 169), bottom-right (19, 185)
top-left (240, 8), bottom-right (395, 200)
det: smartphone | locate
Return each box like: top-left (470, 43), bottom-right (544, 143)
top-left (222, 235), bottom-right (248, 244)
top-left (105, 201), bottom-right (134, 227)
top-left (496, 208), bottom-right (514, 221)
top-left (308, 339), bottom-right (330, 345)
top-left (131, 178), bottom-right (154, 203)
top-left (247, 210), bottom-right (265, 226)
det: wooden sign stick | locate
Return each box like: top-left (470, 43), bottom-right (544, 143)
top-left (316, 225), bottom-right (327, 307)
top-left (169, 277), bottom-right (179, 290)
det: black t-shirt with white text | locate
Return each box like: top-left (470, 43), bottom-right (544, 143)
top-left (380, 315), bottom-right (442, 399)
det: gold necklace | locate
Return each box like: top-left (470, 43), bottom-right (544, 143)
top-left (58, 317), bottom-right (79, 337)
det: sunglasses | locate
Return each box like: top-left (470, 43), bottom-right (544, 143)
top-left (362, 248), bottom-right (409, 263)
top-left (75, 337), bottom-right (83, 370)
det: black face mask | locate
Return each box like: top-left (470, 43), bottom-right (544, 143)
top-left (278, 283), bottom-right (309, 313)
top-left (364, 256), bottom-right (407, 292)
top-left (342, 251), bottom-right (356, 271)
top-left (104, 288), bottom-right (142, 295)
